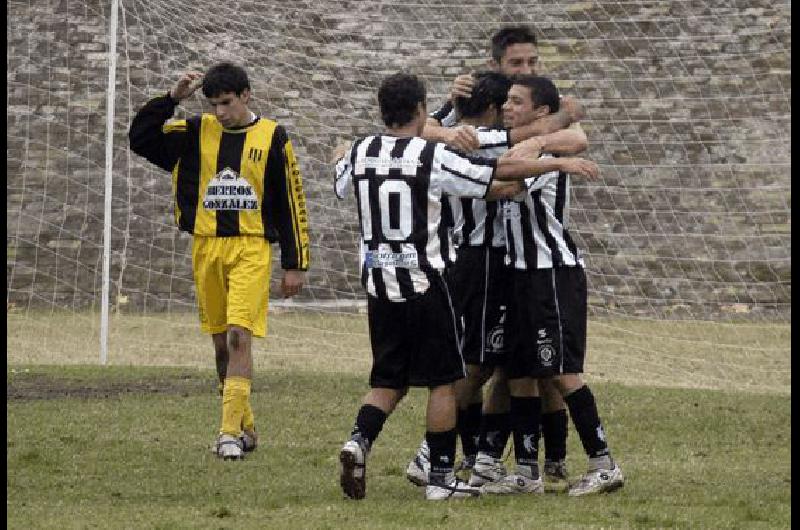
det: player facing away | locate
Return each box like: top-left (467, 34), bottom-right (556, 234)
top-left (334, 72), bottom-right (599, 501)
top-left (410, 25), bottom-right (579, 493)
top-left (480, 75), bottom-right (624, 496)
top-left (405, 72), bottom-right (588, 489)
top-left (128, 62), bottom-right (310, 460)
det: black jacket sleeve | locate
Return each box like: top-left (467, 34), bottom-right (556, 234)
top-left (128, 93), bottom-right (187, 172)
top-left (263, 125), bottom-right (310, 271)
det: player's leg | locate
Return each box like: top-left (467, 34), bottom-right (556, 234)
top-left (406, 363), bottom-right (489, 487)
top-left (424, 383), bottom-right (480, 500)
top-left (212, 332), bottom-right (256, 452)
top-left (455, 367), bottom-right (491, 471)
top-left (553, 373), bottom-right (623, 496)
top-left (340, 293), bottom-right (410, 499)
top-left (471, 366), bottom-right (512, 486)
top-left (193, 237), bottom-right (242, 459)
top-left (216, 236), bottom-right (271, 459)
top-left (212, 333), bottom-right (228, 395)
top-left (406, 274), bottom-right (479, 500)
top-left (340, 386), bottom-right (406, 500)
top-left (552, 266), bottom-right (623, 496)
top-left (480, 376), bottom-right (544, 495)
top-left (407, 246), bottom-right (487, 486)
top-left (539, 378), bottom-right (569, 492)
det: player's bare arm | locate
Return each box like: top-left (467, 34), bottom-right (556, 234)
top-left (485, 180), bottom-right (524, 200)
top-left (422, 123), bottom-right (480, 152)
top-left (168, 71), bottom-right (204, 102)
top-left (493, 137), bottom-right (598, 180)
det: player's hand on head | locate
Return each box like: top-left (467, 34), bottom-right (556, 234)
top-left (449, 74), bottom-right (474, 101)
top-left (169, 71), bottom-right (204, 102)
top-left (560, 96), bottom-right (585, 123)
top-left (280, 270), bottom-right (306, 298)
top-left (445, 124), bottom-right (480, 153)
top-left (559, 157), bottom-right (599, 180)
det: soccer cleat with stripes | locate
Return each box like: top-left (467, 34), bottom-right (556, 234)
top-left (405, 450), bottom-right (430, 487)
top-left (426, 476), bottom-right (481, 500)
top-left (339, 436), bottom-right (368, 500)
top-left (468, 452), bottom-right (508, 487)
top-left (405, 439), bottom-right (430, 486)
top-left (543, 460), bottom-right (569, 493)
top-left (568, 464), bottom-right (624, 496)
top-left (480, 473), bottom-right (544, 495)
top-left (214, 434), bottom-right (244, 460)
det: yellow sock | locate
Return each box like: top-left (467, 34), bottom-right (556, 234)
top-left (242, 398), bottom-right (255, 432)
top-left (220, 376), bottom-right (250, 437)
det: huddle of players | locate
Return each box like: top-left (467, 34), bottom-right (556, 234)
top-left (336, 26), bottom-right (624, 500)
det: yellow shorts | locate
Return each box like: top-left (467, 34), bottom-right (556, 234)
top-left (192, 236), bottom-right (272, 338)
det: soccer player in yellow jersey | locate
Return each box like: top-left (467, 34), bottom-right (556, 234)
top-left (129, 62), bottom-right (310, 460)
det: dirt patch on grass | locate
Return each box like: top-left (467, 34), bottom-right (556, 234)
top-left (7, 372), bottom-right (215, 400)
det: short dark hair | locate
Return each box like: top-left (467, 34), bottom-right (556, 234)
top-left (201, 62), bottom-right (250, 98)
top-left (378, 73), bottom-right (426, 128)
top-left (491, 26), bottom-right (538, 63)
top-left (454, 72), bottom-right (512, 119)
top-left (511, 75), bottom-right (560, 113)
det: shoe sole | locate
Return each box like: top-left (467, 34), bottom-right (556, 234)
top-left (339, 449), bottom-right (365, 500)
top-left (569, 480), bottom-right (624, 496)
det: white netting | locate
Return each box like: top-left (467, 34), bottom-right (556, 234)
top-left (6, 0), bottom-right (790, 393)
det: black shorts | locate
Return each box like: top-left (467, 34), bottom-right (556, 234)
top-left (505, 266), bottom-right (587, 379)
top-left (447, 246), bottom-right (511, 366)
top-left (367, 274), bottom-right (466, 388)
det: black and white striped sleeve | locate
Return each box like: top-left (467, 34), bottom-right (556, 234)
top-left (475, 127), bottom-right (511, 151)
top-left (429, 101), bottom-right (458, 128)
top-left (334, 140), bottom-right (360, 199)
top-left (432, 144), bottom-right (497, 199)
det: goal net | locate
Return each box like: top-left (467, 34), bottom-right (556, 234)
top-left (6, 0), bottom-right (790, 393)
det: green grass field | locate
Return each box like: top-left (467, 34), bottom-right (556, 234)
top-left (7, 312), bottom-right (792, 529)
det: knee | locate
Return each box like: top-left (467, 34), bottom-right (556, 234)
top-left (227, 326), bottom-right (251, 353)
top-left (553, 374), bottom-right (583, 395)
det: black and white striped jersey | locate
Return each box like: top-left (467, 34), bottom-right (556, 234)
top-left (335, 135), bottom-right (497, 302)
top-left (502, 154), bottom-right (584, 270)
top-left (449, 127), bottom-right (512, 249)
top-left (429, 101), bottom-right (459, 128)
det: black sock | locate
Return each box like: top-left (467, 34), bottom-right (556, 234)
top-left (457, 402), bottom-right (482, 459)
top-left (510, 396), bottom-right (542, 473)
top-left (350, 404), bottom-right (388, 450)
top-left (542, 409), bottom-right (568, 462)
top-left (564, 385), bottom-right (610, 459)
top-left (426, 429), bottom-right (457, 485)
top-left (478, 412), bottom-right (511, 459)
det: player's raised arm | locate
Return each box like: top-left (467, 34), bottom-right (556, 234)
top-left (128, 71), bottom-right (203, 172)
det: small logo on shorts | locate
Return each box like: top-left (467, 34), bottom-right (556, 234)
top-left (486, 325), bottom-right (505, 353)
top-left (538, 344), bottom-right (556, 367)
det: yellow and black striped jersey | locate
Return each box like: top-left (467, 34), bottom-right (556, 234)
top-left (129, 94), bottom-right (309, 271)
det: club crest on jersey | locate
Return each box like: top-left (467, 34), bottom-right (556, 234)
top-left (202, 167), bottom-right (259, 211)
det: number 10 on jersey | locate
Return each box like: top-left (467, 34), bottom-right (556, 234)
top-left (358, 179), bottom-right (413, 242)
